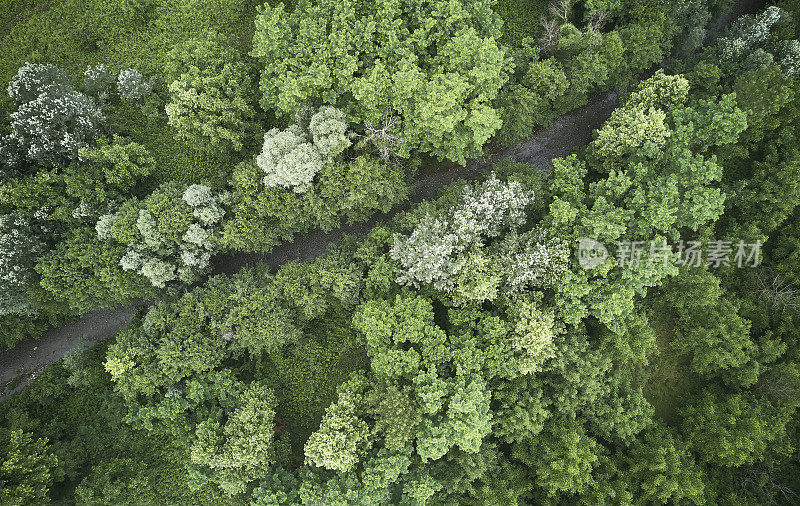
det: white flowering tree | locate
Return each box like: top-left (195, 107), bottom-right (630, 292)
top-left (96, 182), bottom-right (226, 287)
top-left (117, 68), bottom-right (153, 101)
top-left (257, 105), bottom-right (351, 193)
top-left (717, 6), bottom-right (800, 77)
top-left (0, 214), bottom-right (48, 316)
top-left (390, 174), bottom-right (532, 293)
top-left (2, 62), bottom-right (104, 169)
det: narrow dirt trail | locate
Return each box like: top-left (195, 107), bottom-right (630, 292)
top-left (0, 91), bottom-right (619, 400)
top-left (211, 91), bottom-right (619, 276)
top-left (0, 307), bottom-right (136, 387)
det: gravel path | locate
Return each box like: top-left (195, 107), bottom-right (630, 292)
top-left (0, 0), bottom-right (765, 400)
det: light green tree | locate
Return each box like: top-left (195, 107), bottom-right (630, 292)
top-left (257, 106), bottom-right (350, 193)
top-left (623, 424), bottom-right (706, 505)
top-left (165, 33), bottom-right (255, 154)
top-left (251, 0), bottom-right (508, 164)
top-left (0, 430), bottom-right (58, 506)
top-left (304, 375), bottom-right (372, 473)
top-left (681, 390), bottom-right (790, 467)
top-left (190, 382), bottom-right (278, 495)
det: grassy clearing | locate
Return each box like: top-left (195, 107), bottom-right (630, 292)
top-left (261, 312), bottom-right (369, 462)
top-left (0, 0), bottom-right (267, 184)
top-left (638, 313), bottom-right (697, 426)
top-left (0, 0), bottom-right (262, 89)
top-left (495, 0), bottom-right (548, 48)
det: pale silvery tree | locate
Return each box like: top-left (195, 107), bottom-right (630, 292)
top-left (457, 173), bottom-right (530, 238)
top-left (0, 213), bottom-right (47, 316)
top-left (391, 214), bottom-right (467, 291)
top-left (95, 213), bottom-right (120, 240)
top-left (257, 106), bottom-right (350, 192)
top-left (99, 184), bottom-right (225, 288)
top-left (258, 125), bottom-right (321, 192)
top-left (3, 63), bottom-right (104, 168)
top-left (391, 174), bottom-right (533, 291)
top-left (176, 184), bottom-right (225, 282)
top-left (719, 6), bottom-right (782, 61)
top-left (7, 62), bottom-right (68, 105)
top-left (182, 183), bottom-right (226, 225)
top-left (10, 90), bottom-right (104, 166)
top-left (497, 229), bottom-right (570, 296)
top-left (718, 6), bottom-right (800, 77)
top-left (83, 64), bottom-right (115, 98)
top-left (117, 68), bottom-right (153, 101)
top-left (778, 40), bottom-right (800, 76)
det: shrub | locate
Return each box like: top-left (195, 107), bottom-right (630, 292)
top-left (116, 68), bottom-right (152, 101)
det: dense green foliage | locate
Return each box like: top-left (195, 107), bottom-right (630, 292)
top-left (164, 33), bottom-right (256, 155)
top-left (252, 0), bottom-right (509, 165)
top-left (3, 0), bottom-right (800, 504)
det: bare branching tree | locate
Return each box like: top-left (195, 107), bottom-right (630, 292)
top-left (358, 109), bottom-right (403, 164)
top-left (589, 9), bottom-right (608, 33)
top-left (754, 368), bottom-right (800, 405)
top-left (739, 461), bottom-right (798, 505)
top-left (540, 16), bottom-right (560, 50)
top-left (755, 270), bottom-right (800, 312)
top-left (548, 0), bottom-right (572, 24)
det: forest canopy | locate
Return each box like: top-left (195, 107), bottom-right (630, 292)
top-left (2, 0), bottom-right (800, 504)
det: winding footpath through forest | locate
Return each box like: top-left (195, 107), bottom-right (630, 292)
top-left (0, 0), bottom-right (766, 400)
top-left (0, 93), bottom-right (619, 399)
